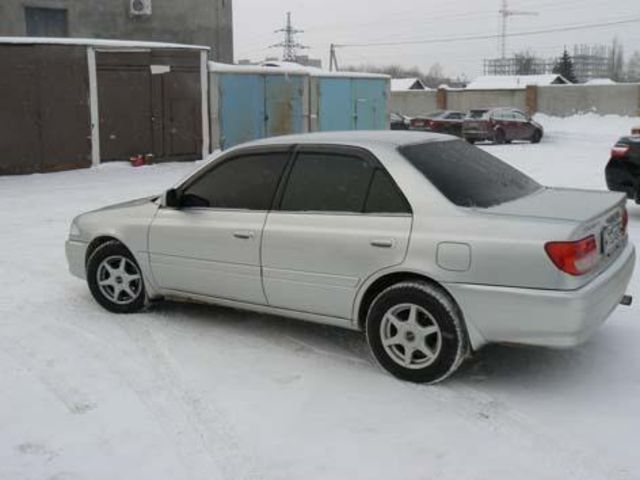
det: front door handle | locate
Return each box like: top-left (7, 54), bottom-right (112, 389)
top-left (370, 239), bottom-right (394, 249)
top-left (233, 231), bottom-right (255, 240)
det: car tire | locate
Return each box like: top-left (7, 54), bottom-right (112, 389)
top-left (366, 281), bottom-right (468, 384)
top-left (531, 129), bottom-right (542, 143)
top-left (494, 129), bottom-right (506, 144)
top-left (87, 240), bottom-right (146, 314)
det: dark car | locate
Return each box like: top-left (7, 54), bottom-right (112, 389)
top-left (462, 108), bottom-right (543, 144)
top-left (410, 110), bottom-right (465, 136)
top-left (605, 135), bottom-right (640, 203)
top-left (390, 112), bottom-right (411, 130)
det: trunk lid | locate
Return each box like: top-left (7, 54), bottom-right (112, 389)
top-left (488, 187), bottom-right (628, 285)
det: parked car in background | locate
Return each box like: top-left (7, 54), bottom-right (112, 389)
top-left (67, 131), bottom-right (634, 384)
top-left (390, 112), bottom-right (411, 130)
top-left (606, 134), bottom-right (640, 203)
top-left (410, 110), bottom-right (465, 136)
top-left (463, 108), bottom-right (544, 144)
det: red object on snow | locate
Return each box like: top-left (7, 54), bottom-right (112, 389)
top-left (130, 155), bottom-right (145, 167)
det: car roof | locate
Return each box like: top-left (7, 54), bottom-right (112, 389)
top-left (239, 130), bottom-right (453, 149)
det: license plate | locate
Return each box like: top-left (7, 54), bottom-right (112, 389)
top-left (601, 220), bottom-right (624, 256)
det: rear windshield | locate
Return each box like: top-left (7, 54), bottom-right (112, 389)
top-left (400, 140), bottom-right (541, 208)
top-left (468, 110), bottom-right (490, 119)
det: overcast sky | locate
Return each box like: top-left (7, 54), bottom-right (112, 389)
top-left (234, 0), bottom-right (640, 78)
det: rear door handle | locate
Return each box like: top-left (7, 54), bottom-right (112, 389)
top-left (370, 239), bottom-right (394, 249)
top-left (233, 231), bottom-right (255, 240)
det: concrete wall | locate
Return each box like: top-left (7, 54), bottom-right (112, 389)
top-left (537, 84), bottom-right (640, 117)
top-left (446, 89), bottom-right (527, 112)
top-left (0, 0), bottom-right (234, 62)
top-left (390, 84), bottom-right (640, 117)
top-left (389, 90), bottom-right (438, 116)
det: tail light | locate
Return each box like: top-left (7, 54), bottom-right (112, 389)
top-left (428, 120), bottom-right (437, 129)
top-left (611, 145), bottom-right (630, 158)
top-left (545, 235), bottom-right (599, 276)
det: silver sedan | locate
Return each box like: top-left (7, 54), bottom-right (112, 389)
top-left (66, 131), bottom-right (635, 383)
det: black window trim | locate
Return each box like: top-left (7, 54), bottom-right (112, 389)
top-left (175, 145), bottom-right (295, 212)
top-left (272, 144), bottom-right (412, 216)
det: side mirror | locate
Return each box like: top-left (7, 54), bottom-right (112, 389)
top-left (165, 188), bottom-right (182, 209)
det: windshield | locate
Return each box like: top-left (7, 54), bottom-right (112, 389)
top-left (422, 110), bottom-right (445, 118)
top-left (400, 140), bottom-right (541, 208)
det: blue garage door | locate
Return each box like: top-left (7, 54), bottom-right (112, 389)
top-left (353, 79), bottom-right (387, 130)
top-left (219, 74), bottom-right (266, 149)
top-left (265, 74), bottom-right (306, 137)
top-left (317, 78), bottom-right (353, 131)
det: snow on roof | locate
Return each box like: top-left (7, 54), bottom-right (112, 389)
top-left (466, 74), bottom-right (569, 90)
top-left (391, 78), bottom-right (429, 91)
top-left (0, 36), bottom-right (209, 50)
top-left (209, 61), bottom-right (390, 79)
top-left (209, 62), bottom-right (310, 76)
top-left (585, 78), bottom-right (616, 85)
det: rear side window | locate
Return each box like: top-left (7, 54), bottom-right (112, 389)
top-left (365, 170), bottom-right (411, 214)
top-left (400, 140), bottom-right (541, 208)
top-left (281, 153), bottom-right (373, 213)
top-left (182, 153), bottom-right (288, 210)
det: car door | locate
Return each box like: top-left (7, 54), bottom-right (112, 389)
top-left (148, 149), bottom-right (290, 304)
top-left (261, 146), bottom-right (413, 320)
top-left (513, 110), bottom-right (534, 139)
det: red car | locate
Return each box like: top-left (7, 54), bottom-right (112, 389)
top-left (410, 110), bottom-right (465, 136)
top-left (462, 108), bottom-right (543, 144)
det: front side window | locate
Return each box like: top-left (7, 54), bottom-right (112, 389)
top-left (181, 153), bottom-right (288, 210)
top-left (280, 152), bottom-right (373, 213)
top-left (400, 140), bottom-right (541, 208)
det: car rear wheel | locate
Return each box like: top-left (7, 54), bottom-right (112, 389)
top-left (494, 129), bottom-right (506, 144)
top-left (87, 241), bottom-right (146, 314)
top-left (366, 281), bottom-right (468, 383)
top-left (531, 129), bottom-right (542, 143)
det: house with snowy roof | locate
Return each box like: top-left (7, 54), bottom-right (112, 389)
top-left (466, 74), bottom-right (570, 90)
top-left (391, 78), bottom-right (429, 91)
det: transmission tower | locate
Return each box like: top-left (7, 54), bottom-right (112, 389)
top-left (270, 12), bottom-right (309, 62)
top-left (499, 0), bottom-right (538, 58)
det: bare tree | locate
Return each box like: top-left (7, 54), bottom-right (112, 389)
top-left (609, 37), bottom-right (625, 82)
top-left (627, 51), bottom-right (640, 82)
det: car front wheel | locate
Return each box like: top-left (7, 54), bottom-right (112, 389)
top-left (87, 241), bottom-right (146, 314)
top-left (531, 129), bottom-right (542, 143)
top-left (366, 281), bottom-right (468, 383)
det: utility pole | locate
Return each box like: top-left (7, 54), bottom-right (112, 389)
top-left (499, 0), bottom-right (538, 58)
top-left (329, 44), bottom-right (340, 72)
top-left (270, 11), bottom-right (309, 62)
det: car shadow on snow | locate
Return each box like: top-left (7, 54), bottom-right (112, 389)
top-left (147, 299), bottom-right (630, 390)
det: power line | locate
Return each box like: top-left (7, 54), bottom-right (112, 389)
top-left (334, 16), bottom-right (640, 49)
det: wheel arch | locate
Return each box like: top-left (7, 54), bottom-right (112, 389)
top-left (355, 270), bottom-right (482, 351)
top-left (85, 235), bottom-right (127, 266)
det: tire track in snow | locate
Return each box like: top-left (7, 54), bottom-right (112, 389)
top-left (110, 316), bottom-right (263, 480)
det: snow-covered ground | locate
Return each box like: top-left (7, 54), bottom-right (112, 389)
top-left (1, 114), bottom-right (639, 480)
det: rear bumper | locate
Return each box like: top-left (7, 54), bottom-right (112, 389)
top-left (445, 243), bottom-right (636, 349)
top-left (462, 130), bottom-right (492, 141)
top-left (65, 239), bottom-right (88, 280)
